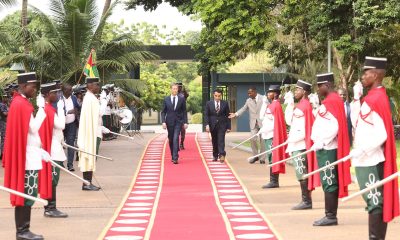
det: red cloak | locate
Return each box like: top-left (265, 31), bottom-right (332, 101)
top-left (296, 98), bottom-right (321, 190)
top-left (322, 92), bottom-right (351, 198)
top-left (268, 100), bottom-right (288, 174)
top-left (38, 103), bottom-right (55, 200)
top-left (364, 87), bottom-right (399, 222)
top-left (2, 93), bottom-right (34, 206)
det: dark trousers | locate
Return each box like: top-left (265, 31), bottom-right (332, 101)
top-left (211, 125), bottom-right (226, 158)
top-left (180, 125), bottom-right (186, 144)
top-left (0, 120), bottom-right (6, 156)
top-left (102, 115), bottom-right (112, 139)
top-left (167, 123), bottom-right (182, 160)
top-left (63, 122), bottom-right (77, 168)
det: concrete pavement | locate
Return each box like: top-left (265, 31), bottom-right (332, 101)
top-left (0, 133), bottom-right (155, 240)
top-left (0, 131), bottom-right (399, 239)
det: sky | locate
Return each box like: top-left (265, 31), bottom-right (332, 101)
top-left (0, 1), bottom-right (202, 33)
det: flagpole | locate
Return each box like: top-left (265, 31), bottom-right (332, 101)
top-left (77, 48), bottom-right (95, 84)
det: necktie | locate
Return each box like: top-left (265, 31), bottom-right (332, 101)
top-left (173, 96), bottom-right (176, 110)
top-left (216, 101), bottom-right (220, 113)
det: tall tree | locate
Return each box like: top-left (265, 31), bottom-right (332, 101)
top-left (101, 0), bottom-right (112, 17)
top-left (0, 0), bottom-right (156, 83)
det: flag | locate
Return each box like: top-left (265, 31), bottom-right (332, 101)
top-left (83, 49), bottom-right (100, 78)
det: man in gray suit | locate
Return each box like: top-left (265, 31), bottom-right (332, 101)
top-left (229, 87), bottom-right (266, 164)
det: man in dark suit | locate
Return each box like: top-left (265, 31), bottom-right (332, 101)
top-left (338, 88), bottom-right (353, 145)
top-left (205, 89), bottom-right (231, 163)
top-left (161, 83), bottom-right (188, 164)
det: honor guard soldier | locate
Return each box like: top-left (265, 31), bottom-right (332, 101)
top-left (259, 85), bottom-right (288, 189)
top-left (311, 73), bottom-right (351, 226)
top-left (3, 72), bottom-right (51, 240)
top-left (38, 82), bottom-right (68, 218)
top-left (285, 80), bottom-right (320, 210)
top-left (350, 57), bottom-right (399, 239)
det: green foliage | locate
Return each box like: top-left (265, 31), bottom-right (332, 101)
top-left (186, 77), bottom-right (201, 113)
top-left (192, 0), bottom-right (278, 71)
top-left (125, 0), bottom-right (192, 12)
top-left (272, 0), bottom-right (400, 84)
top-left (139, 71), bottom-right (172, 111)
top-left (190, 112), bottom-right (202, 124)
top-left (0, 0), bottom-right (156, 83)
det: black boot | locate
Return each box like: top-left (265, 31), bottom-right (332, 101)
top-left (15, 206), bottom-right (44, 240)
top-left (44, 186), bottom-right (68, 218)
top-left (292, 180), bottom-right (312, 210)
top-left (313, 191), bottom-right (338, 226)
top-left (369, 213), bottom-right (387, 240)
top-left (248, 157), bottom-right (259, 164)
top-left (262, 169), bottom-right (279, 189)
top-left (82, 171), bottom-right (101, 191)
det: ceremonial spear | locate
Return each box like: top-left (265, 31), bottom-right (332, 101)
top-left (247, 141), bottom-right (289, 162)
top-left (62, 142), bottom-right (113, 161)
top-left (341, 171), bottom-right (399, 202)
top-left (0, 186), bottom-right (48, 205)
top-left (267, 148), bottom-right (314, 168)
top-left (302, 154), bottom-right (352, 180)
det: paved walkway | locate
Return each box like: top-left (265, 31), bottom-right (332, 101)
top-left (0, 132), bottom-right (399, 239)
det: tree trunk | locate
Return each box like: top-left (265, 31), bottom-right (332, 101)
top-left (332, 47), bottom-right (354, 92)
top-left (101, 0), bottom-right (112, 17)
top-left (21, 0), bottom-right (29, 72)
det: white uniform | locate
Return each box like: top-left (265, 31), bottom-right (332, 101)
top-left (285, 104), bottom-right (306, 153)
top-left (350, 99), bottom-right (387, 167)
top-left (311, 104), bottom-right (339, 150)
top-left (259, 99), bottom-right (275, 139)
top-left (51, 105), bottom-right (67, 161)
top-left (25, 107), bottom-right (46, 170)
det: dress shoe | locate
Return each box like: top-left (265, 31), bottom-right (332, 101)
top-left (212, 157), bottom-right (218, 162)
top-left (16, 231), bottom-right (44, 240)
top-left (313, 216), bottom-right (338, 226)
top-left (68, 166), bottom-right (75, 172)
top-left (292, 201), bottom-right (312, 210)
top-left (248, 157), bottom-right (259, 164)
top-left (219, 155), bottom-right (225, 163)
top-left (261, 182), bottom-right (279, 189)
top-left (260, 160), bottom-right (266, 164)
top-left (44, 209), bottom-right (68, 218)
top-left (172, 159), bottom-right (178, 164)
top-left (82, 183), bottom-right (101, 191)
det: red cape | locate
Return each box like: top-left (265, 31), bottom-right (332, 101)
top-left (38, 103), bottom-right (55, 200)
top-left (322, 92), bottom-right (351, 198)
top-left (296, 98), bottom-right (321, 190)
top-left (2, 93), bottom-right (33, 206)
top-left (364, 87), bottom-right (399, 222)
top-left (268, 100), bottom-right (288, 174)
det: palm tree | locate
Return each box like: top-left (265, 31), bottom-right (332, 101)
top-left (0, 0), bottom-right (156, 84)
top-left (0, 0), bottom-right (16, 8)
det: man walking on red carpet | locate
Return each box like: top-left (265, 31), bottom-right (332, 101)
top-left (205, 89), bottom-right (231, 163)
top-left (161, 83), bottom-right (188, 164)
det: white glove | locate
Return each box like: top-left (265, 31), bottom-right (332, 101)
top-left (36, 94), bottom-right (45, 108)
top-left (309, 93), bottom-right (320, 108)
top-left (102, 126), bottom-right (111, 134)
top-left (284, 91), bottom-right (294, 105)
top-left (350, 148), bottom-right (365, 159)
top-left (353, 80), bottom-right (363, 100)
top-left (41, 149), bottom-right (51, 162)
top-left (57, 99), bottom-right (64, 110)
top-left (311, 142), bottom-right (324, 151)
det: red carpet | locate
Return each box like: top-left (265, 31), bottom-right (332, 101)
top-left (100, 133), bottom-right (279, 240)
top-left (149, 133), bottom-right (230, 240)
